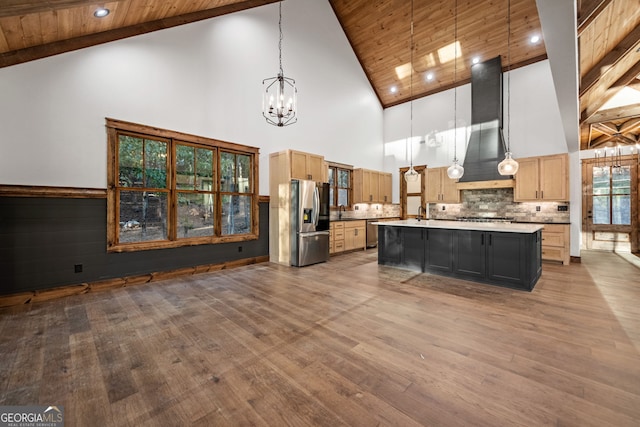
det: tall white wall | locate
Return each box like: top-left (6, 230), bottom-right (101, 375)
top-left (0, 0), bottom-right (383, 195)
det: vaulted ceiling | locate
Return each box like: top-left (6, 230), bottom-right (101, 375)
top-left (1, 0), bottom-right (639, 151)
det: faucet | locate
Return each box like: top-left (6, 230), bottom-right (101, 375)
top-left (339, 205), bottom-right (346, 220)
top-left (417, 205), bottom-right (426, 221)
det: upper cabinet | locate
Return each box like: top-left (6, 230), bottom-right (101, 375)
top-left (289, 150), bottom-right (325, 181)
top-left (353, 168), bottom-right (392, 203)
top-left (514, 154), bottom-right (568, 202)
top-left (425, 167), bottom-right (460, 203)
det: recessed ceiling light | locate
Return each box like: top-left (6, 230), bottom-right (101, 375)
top-left (426, 73), bottom-right (434, 81)
top-left (530, 35), bottom-right (540, 44)
top-left (390, 86), bottom-right (397, 93)
top-left (472, 57), bottom-right (480, 65)
top-left (94, 7), bottom-right (110, 18)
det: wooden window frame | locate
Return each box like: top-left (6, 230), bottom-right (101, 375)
top-left (107, 118), bottom-right (260, 252)
top-left (327, 161), bottom-right (353, 208)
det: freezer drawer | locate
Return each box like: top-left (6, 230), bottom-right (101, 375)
top-left (293, 231), bottom-right (330, 267)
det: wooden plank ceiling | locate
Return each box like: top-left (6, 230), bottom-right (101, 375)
top-left (1, 0), bottom-right (639, 151)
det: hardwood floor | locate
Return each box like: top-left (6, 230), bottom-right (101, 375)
top-left (1, 250), bottom-right (639, 426)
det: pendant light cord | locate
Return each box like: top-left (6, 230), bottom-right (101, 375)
top-left (506, 0), bottom-right (511, 152)
top-left (453, 0), bottom-right (457, 162)
top-left (409, 0), bottom-right (414, 166)
top-left (278, 1), bottom-right (284, 76)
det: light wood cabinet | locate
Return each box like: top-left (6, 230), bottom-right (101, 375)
top-left (330, 222), bottom-right (345, 254)
top-left (425, 167), bottom-right (460, 203)
top-left (344, 220), bottom-right (366, 251)
top-left (353, 169), bottom-right (393, 203)
top-left (541, 223), bottom-right (570, 265)
top-left (514, 154), bottom-right (568, 202)
top-left (330, 220), bottom-right (365, 253)
top-left (289, 150), bottom-right (325, 181)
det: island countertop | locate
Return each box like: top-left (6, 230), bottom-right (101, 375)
top-left (373, 219), bottom-right (544, 234)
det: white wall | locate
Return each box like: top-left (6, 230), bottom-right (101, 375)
top-left (0, 0), bottom-right (383, 195)
top-left (383, 60), bottom-right (567, 172)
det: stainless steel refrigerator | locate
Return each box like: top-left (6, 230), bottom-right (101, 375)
top-left (290, 179), bottom-right (330, 267)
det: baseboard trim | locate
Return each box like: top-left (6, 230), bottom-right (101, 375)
top-left (570, 256), bottom-right (581, 264)
top-left (0, 255), bottom-right (269, 308)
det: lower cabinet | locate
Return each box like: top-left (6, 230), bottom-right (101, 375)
top-left (379, 226), bottom-right (542, 291)
top-left (331, 220), bottom-right (366, 254)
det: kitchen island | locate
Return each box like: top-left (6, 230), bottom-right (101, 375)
top-left (376, 220), bottom-right (544, 291)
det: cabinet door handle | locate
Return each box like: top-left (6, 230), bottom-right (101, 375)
top-left (541, 191), bottom-right (544, 199)
top-left (535, 190), bottom-right (538, 199)
top-left (308, 174), bottom-right (312, 180)
top-left (481, 234), bottom-right (484, 245)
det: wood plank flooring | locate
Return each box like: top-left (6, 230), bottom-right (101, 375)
top-left (1, 250), bottom-right (639, 426)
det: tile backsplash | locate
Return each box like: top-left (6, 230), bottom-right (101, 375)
top-left (330, 188), bottom-right (570, 223)
top-left (428, 188), bottom-right (570, 223)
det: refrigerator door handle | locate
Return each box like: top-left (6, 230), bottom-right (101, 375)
top-left (313, 186), bottom-right (320, 227)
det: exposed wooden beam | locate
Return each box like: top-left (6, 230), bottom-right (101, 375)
top-left (592, 122), bottom-right (618, 135)
top-left (620, 117), bottom-right (640, 133)
top-left (586, 103), bottom-right (640, 124)
top-left (0, 0), bottom-right (279, 68)
top-left (577, 0), bottom-right (613, 37)
top-left (0, 0), bottom-right (128, 18)
top-left (579, 23), bottom-right (640, 96)
top-left (581, 59), bottom-right (640, 122)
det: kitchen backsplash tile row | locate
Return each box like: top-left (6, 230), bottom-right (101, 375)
top-left (429, 188), bottom-right (570, 223)
top-left (330, 188), bottom-right (569, 223)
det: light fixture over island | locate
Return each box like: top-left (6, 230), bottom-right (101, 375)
top-left (376, 220), bottom-right (543, 291)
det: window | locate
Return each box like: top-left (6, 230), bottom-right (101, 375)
top-left (327, 163), bottom-right (352, 207)
top-left (107, 119), bottom-right (259, 251)
top-left (592, 165), bottom-right (631, 225)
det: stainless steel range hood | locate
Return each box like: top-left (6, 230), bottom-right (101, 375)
top-left (457, 56), bottom-right (513, 187)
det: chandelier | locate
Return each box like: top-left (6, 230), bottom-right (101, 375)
top-left (262, 1), bottom-right (297, 127)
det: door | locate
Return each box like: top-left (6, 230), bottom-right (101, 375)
top-left (582, 157), bottom-right (637, 252)
top-left (401, 227), bottom-right (424, 272)
top-left (486, 232), bottom-right (526, 287)
top-left (425, 168), bottom-right (442, 202)
top-left (425, 228), bottom-right (454, 273)
top-left (540, 154), bottom-right (567, 200)
top-left (453, 230), bottom-right (485, 279)
top-left (513, 157), bottom-right (539, 201)
top-left (400, 165), bottom-right (426, 219)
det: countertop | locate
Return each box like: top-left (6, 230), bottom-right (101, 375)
top-left (332, 217), bottom-right (399, 222)
top-left (373, 219), bottom-right (544, 234)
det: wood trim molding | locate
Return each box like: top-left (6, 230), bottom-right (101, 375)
top-left (0, 185), bottom-right (107, 198)
top-left (0, 255), bottom-right (269, 308)
top-left (258, 195), bottom-right (270, 203)
top-left (456, 180), bottom-right (515, 190)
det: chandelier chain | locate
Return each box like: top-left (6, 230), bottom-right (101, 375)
top-left (506, 0), bottom-right (511, 151)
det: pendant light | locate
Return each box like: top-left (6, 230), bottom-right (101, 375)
top-left (404, 0), bottom-right (419, 183)
top-left (447, 0), bottom-right (464, 180)
top-left (262, 1), bottom-right (297, 127)
top-left (497, 0), bottom-right (519, 175)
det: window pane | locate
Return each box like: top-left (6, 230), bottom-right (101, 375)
top-left (338, 169), bottom-right (350, 188)
top-left (119, 190), bottom-right (167, 242)
top-left (612, 166), bottom-right (630, 195)
top-left (220, 152), bottom-right (236, 192)
top-left (328, 168), bottom-right (334, 185)
top-left (196, 148), bottom-right (214, 189)
top-left (612, 195), bottom-right (630, 225)
top-left (592, 195), bottom-right (610, 224)
top-left (144, 139), bottom-right (168, 188)
top-left (176, 145), bottom-right (195, 189)
top-left (592, 167), bottom-right (610, 195)
top-left (338, 189), bottom-right (348, 206)
top-left (237, 154), bottom-right (251, 193)
top-left (118, 135), bottom-right (143, 187)
top-left (329, 187), bottom-right (335, 207)
top-left (177, 192), bottom-right (214, 238)
top-left (221, 195), bottom-right (251, 235)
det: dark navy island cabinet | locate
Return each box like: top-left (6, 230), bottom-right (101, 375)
top-left (378, 224), bottom-right (542, 291)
